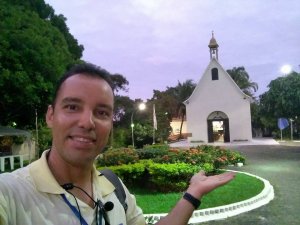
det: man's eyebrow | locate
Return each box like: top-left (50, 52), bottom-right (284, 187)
top-left (61, 97), bottom-right (113, 111)
top-left (61, 97), bottom-right (82, 104)
top-left (96, 103), bottom-right (113, 112)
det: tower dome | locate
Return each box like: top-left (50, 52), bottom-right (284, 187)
top-left (208, 31), bottom-right (219, 60)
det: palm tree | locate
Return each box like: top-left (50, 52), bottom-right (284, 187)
top-left (167, 80), bottom-right (196, 140)
top-left (226, 67), bottom-right (258, 97)
top-left (177, 102), bottom-right (186, 140)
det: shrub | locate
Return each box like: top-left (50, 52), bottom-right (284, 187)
top-left (37, 125), bottom-right (52, 157)
top-left (195, 145), bottom-right (246, 168)
top-left (98, 160), bottom-right (210, 192)
top-left (98, 162), bottom-right (146, 186)
top-left (97, 144), bottom-right (245, 171)
top-left (0, 136), bottom-right (13, 155)
top-left (143, 144), bottom-right (169, 151)
top-left (95, 144), bottom-right (246, 192)
top-left (153, 147), bottom-right (214, 167)
top-left (136, 147), bottom-right (168, 160)
top-left (110, 128), bottom-right (131, 148)
top-left (228, 151), bottom-right (246, 164)
top-left (97, 147), bottom-right (139, 166)
top-left (147, 162), bottom-right (202, 192)
top-left (12, 136), bottom-right (27, 145)
top-left (0, 136), bottom-right (13, 147)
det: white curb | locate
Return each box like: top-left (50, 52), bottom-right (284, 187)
top-left (144, 170), bottom-right (274, 224)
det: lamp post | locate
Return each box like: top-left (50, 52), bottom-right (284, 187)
top-left (281, 64), bottom-right (292, 75)
top-left (131, 102), bottom-right (146, 148)
top-left (290, 118), bottom-right (294, 141)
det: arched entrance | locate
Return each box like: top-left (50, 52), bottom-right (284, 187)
top-left (207, 111), bottom-right (230, 143)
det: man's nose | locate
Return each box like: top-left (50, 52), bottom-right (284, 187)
top-left (78, 110), bottom-right (95, 129)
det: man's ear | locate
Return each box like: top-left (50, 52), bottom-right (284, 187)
top-left (46, 105), bottom-right (54, 128)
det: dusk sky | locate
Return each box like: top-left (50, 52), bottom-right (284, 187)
top-left (45, 0), bottom-right (300, 100)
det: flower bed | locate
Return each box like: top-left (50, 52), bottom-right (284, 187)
top-left (97, 145), bottom-right (246, 192)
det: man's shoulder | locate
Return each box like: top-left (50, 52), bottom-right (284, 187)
top-left (0, 166), bottom-right (31, 191)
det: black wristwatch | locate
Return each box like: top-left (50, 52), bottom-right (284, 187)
top-left (183, 192), bottom-right (201, 209)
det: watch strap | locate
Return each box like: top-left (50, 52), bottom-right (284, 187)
top-left (183, 192), bottom-right (201, 209)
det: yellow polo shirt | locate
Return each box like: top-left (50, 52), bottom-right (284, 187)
top-left (0, 150), bottom-right (145, 225)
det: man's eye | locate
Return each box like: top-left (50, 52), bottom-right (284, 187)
top-left (96, 110), bottom-right (110, 118)
top-left (65, 104), bottom-right (78, 111)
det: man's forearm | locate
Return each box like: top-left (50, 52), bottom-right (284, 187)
top-left (155, 171), bottom-right (235, 225)
top-left (155, 196), bottom-right (196, 225)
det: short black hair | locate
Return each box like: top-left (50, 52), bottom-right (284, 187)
top-left (52, 63), bottom-right (114, 106)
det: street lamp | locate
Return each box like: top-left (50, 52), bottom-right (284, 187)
top-left (281, 64), bottom-right (292, 75)
top-left (131, 102), bottom-right (146, 148)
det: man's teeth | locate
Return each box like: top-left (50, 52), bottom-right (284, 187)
top-left (73, 137), bottom-right (92, 143)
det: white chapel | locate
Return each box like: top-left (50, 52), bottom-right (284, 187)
top-left (184, 33), bottom-right (252, 143)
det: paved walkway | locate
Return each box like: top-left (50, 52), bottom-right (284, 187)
top-left (169, 138), bottom-right (279, 148)
top-left (200, 142), bottom-right (300, 225)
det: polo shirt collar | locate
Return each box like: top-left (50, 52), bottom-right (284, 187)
top-left (29, 149), bottom-right (65, 194)
top-left (29, 150), bottom-right (115, 197)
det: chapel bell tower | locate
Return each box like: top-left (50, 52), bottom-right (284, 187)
top-left (208, 31), bottom-right (219, 60)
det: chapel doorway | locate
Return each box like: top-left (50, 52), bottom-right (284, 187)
top-left (207, 111), bottom-right (230, 143)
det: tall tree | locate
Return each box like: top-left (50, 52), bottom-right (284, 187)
top-left (259, 71), bottom-right (300, 135)
top-left (148, 94), bottom-right (175, 144)
top-left (168, 80), bottom-right (196, 139)
top-left (50, 14), bottom-right (84, 59)
top-left (152, 90), bottom-right (178, 120)
top-left (227, 67), bottom-right (258, 97)
top-left (0, 1), bottom-right (82, 127)
top-left (110, 73), bottom-right (129, 93)
top-left (4, 0), bottom-right (84, 60)
top-left (109, 73), bottom-right (130, 125)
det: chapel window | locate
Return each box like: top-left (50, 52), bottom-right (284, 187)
top-left (211, 68), bottom-right (218, 80)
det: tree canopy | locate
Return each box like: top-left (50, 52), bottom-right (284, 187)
top-left (152, 80), bottom-right (196, 140)
top-left (259, 71), bottom-right (300, 131)
top-left (0, 0), bottom-right (83, 127)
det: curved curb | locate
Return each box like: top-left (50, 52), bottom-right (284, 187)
top-left (143, 170), bottom-right (274, 224)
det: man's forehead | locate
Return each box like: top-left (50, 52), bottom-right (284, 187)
top-left (61, 74), bottom-right (112, 91)
top-left (65, 73), bottom-right (111, 86)
top-left (57, 74), bottom-right (114, 103)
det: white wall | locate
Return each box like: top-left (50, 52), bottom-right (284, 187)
top-left (12, 140), bottom-right (36, 161)
top-left (185, 59), bottom-right (252, 143)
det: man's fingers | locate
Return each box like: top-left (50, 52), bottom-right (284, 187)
top-left (216, 172), bottom-right (236, 183)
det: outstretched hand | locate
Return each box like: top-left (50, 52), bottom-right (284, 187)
top-left (155, 171), bottom-right (236, 225)
top-left (187, 171), bottom-right (236, 199)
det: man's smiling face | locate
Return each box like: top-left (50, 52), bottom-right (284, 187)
top-left (46, 74), bottom-right (114, 166)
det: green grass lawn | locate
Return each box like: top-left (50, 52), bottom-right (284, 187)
top-left (130, 173), bottom-right (264, 214)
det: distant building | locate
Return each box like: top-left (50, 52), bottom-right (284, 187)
top-left (169, 117), bottom-right (187, 139)
top-left (183, 33), bottom-right (252, 143)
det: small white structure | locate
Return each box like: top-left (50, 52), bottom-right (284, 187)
top-left (170, 118), bottom-right (187, 136)
top-left (0, 126), bottom-right (35, 171)
top-left (184, 33), bottom-right (252, 143)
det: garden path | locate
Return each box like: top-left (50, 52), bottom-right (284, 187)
top-left (200, 143), bottom-right (300, 225)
